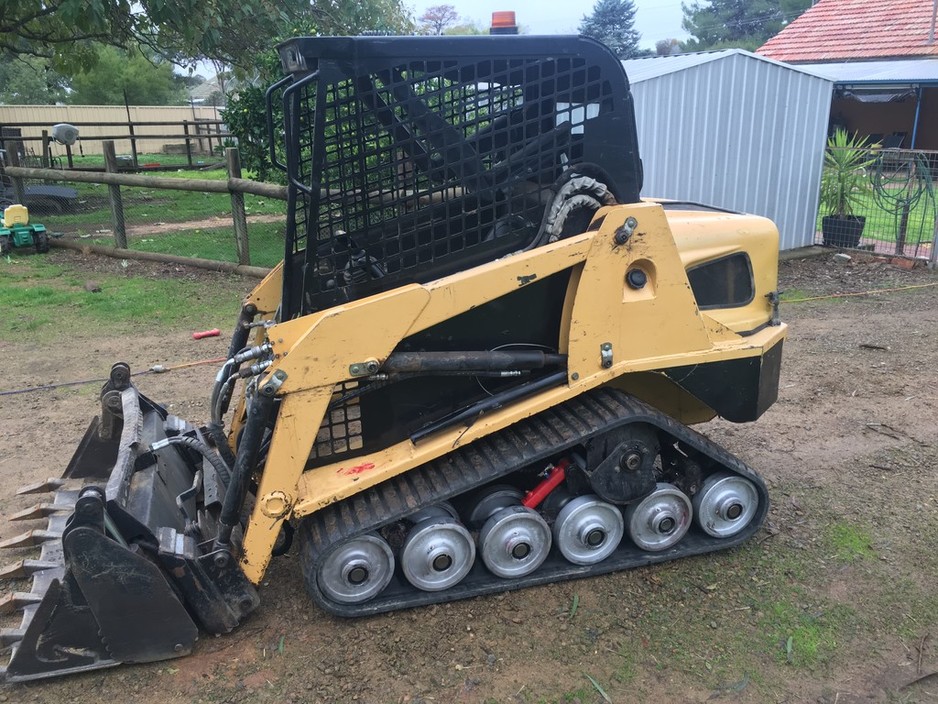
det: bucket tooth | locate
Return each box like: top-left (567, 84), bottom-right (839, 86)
top-left (0, 592), bottom-right (41, 616)
top-left (0, 629), bottom-right (25, 648)
top-left (0, 531), bottom-right (61, 550)
top-left (0, 560), bottom-right (58, 580)
top-left (9, 503), bottom-right (67, 522)
top-left (16, 479), bottom-right (65, 496)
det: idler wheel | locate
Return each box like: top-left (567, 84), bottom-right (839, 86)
top-left (692, 472), bottom-right (759, 538)
top-left (317, 533), bottom-right (395, 604)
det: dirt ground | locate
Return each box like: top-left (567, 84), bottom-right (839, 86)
top-left (1, 250), bottom-right (936, 703)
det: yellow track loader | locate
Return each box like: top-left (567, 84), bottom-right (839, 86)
top-left (1, 35), bottom-right (785, 681)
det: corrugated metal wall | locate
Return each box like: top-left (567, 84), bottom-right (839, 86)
top-left (627, 53), bottom-right (833, 250)
top-left (0, 105), bottom-right (222, 156)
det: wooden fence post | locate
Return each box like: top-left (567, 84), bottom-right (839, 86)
top-left (128, 121), bottom-right (139, 168)
top-left (227, 147), bottom-right (250, 265)
top-left (8, 148), bottom-right (27, 205)
top-left (183, 121), bottom-right (193, 167)
top-left (103, 141), bottom-right (128, 248)
top-left (41, 130), bottom-right (50, 168)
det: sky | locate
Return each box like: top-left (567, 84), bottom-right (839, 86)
top-left (417, 0), bottom-right (691, 48)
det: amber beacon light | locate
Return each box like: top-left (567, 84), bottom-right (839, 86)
top-left (490, 11), bottom-right (519, 34)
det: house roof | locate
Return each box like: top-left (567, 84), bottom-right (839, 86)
top-left (621, 48), bottom-right (828, 83)
top-left (758, 0), bottom-right (938, 62)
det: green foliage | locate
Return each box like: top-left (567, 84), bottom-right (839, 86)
top-left (0, 55), bottom-right (69, 104)
top-left (222, 73), bottom-right (282, 183)
top-left (221, 2), bottom-right (413, 183)
top-left (579, 0), bottom-right (642, 59)
top-left (444, 22), bottom-right (487, 36)
top-left (819, 129), bottom-right (876, 218)
top-left (68, 45), bottom-right (186, 105)
top-left (681, 0), bottom-right (811, 51)
top-left (0, 0), bottom-right (308, 70)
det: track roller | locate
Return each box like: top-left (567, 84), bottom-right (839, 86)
top-left (692, 472), bottom-right (759, 538)
top-left (401, 517), bottom-right (475, 592)
top-left (553, 495), bottom-right (624, 565)
top-left (479, 505), bottom-right (551, 578)
top-left (316, 533), bottom-right (395, 604)
top-left (625, 482), bottom-right (691, 551)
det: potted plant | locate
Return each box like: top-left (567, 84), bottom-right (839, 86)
top-left (819, 129), bottom-right (876, 248)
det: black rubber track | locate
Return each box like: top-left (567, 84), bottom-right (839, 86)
top-left (298, 388), bottom-right (769, 616)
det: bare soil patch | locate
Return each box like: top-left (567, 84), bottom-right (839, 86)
top-left (56, 213), bottom-right (287, 238)
top-left (1, 250), bottom-right (936, 703)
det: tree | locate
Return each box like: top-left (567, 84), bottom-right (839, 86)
top-left (0, 55), bottom-right (68, 104)
top-left (222, 2), bottom-right (413, 182)
top-left (68, 45), bottom-right (185, 105)
top-left (579, 0), bottom-right (642, 59)
top-left (444, 21), bottom-right (486, 36)
top-left (655, 38), bottom-right (682, 56)
top-left (681, 0), bottom-right (811, 51)
top-left (0, 0), bottom-right (308, 71)
top-left (418, 5), bottom-right (460, 35)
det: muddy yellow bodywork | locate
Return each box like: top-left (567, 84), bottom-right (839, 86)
top-left (235, 202), bottom-right (786, 582)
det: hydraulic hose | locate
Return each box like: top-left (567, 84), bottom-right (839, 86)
top-left (215, 390), bottom-right (274, 551)
top-left (151, 434), bottom-right (231, 487)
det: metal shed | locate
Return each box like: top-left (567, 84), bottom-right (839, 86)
top-left (621, 50), bottom-right (833, 250)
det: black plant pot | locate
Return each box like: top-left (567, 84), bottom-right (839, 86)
top-left (821, 215), bottom-right (866, 248)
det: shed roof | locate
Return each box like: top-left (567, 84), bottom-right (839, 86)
top-left (796, 58), bottom-right (938, 85)
top-left (621, 49), bottom-right (829, 84)
top-left (758, 0), bottom-right (938, 62)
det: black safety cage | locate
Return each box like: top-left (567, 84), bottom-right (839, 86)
top-left (269, 36), bottom-right (643, 319)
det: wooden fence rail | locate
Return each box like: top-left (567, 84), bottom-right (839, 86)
top-left (3, 141), bottom-right (286, 268)
top-left (2, 163), bottom-right (288, 200)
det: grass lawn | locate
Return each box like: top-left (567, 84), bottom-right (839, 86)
top-left (0, 253), bottom-right (245, 339)
top-left (63, 152), bottom-right (217, 169)
top-left (83, 221), bottom-right (285, 268)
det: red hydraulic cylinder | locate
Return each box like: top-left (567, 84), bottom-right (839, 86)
top-left (522, 458), bottom-right (571, 509)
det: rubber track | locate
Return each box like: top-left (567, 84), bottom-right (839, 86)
top-left (298, 388), bottom-right (769, 616)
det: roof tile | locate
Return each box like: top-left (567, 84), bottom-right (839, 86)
top-left (758, 0), bottom-right (938, 62)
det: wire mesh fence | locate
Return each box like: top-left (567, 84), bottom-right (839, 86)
top-left (1, 147), bottom-right (286, 268)
top-left (816, 147), bottom-right (937, 260)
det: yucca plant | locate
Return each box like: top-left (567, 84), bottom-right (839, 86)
top-left (819, 129), bottom-right (877, 247)
top-left (819, 129), bottom-right (875, 218)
